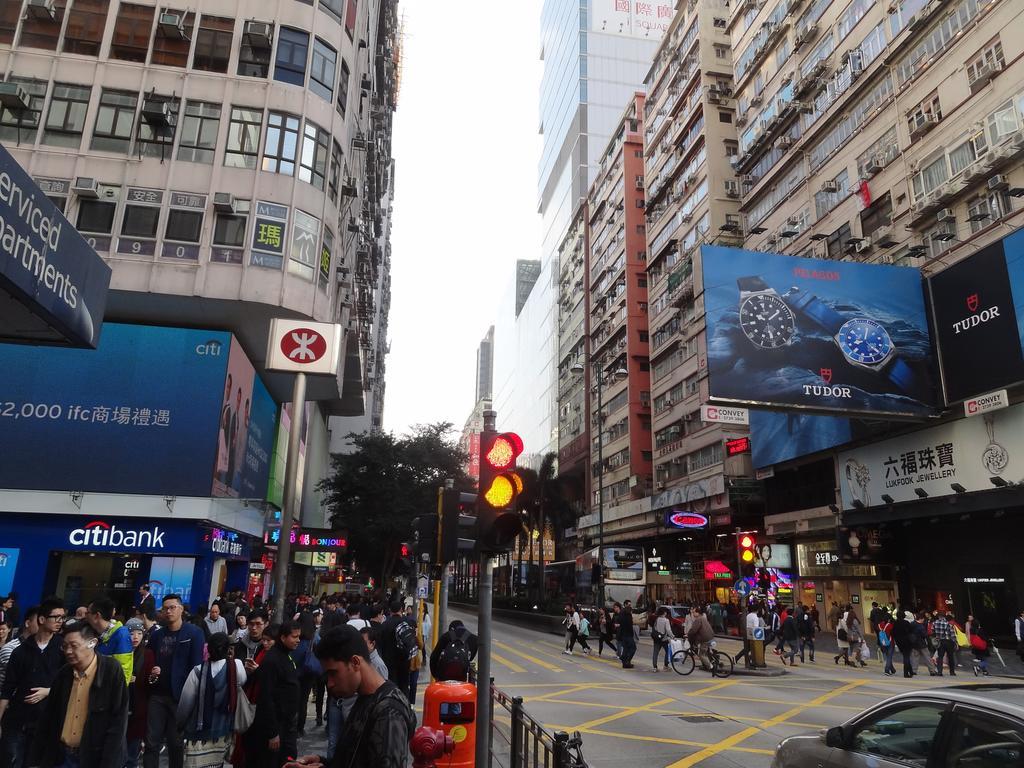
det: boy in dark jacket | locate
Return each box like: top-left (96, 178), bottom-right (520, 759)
top-left (248, 621), bottom-right (302, 768)
top-left (30, 620), bottom-right (128, 768)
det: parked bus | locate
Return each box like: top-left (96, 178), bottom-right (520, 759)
top-left (575, 545), bottom-right (648, 611)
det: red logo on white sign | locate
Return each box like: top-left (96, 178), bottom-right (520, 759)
top-left (706, 406), bottom-right (718, 420)
top-left (280, 329), bottom-right (327, 364)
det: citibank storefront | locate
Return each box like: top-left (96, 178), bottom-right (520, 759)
top-left (0, 512), bottom-right (255, 618)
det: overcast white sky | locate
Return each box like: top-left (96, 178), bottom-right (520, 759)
top-left (383, 0), bottom-right (544, 438)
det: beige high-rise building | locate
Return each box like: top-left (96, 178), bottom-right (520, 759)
top-left (730, 0), bottom-right (1024, 269)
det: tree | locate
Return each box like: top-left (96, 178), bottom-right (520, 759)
top-left (318, 422), bottom-right (470, 585)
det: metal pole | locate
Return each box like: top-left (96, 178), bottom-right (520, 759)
top-left (271, 371), bottom-right (306, 621)
top-left (475, 552), bottom-right (493, 768)
top-left (438, 564), bottom-right (448, 642)
top-left (596, 365), bottom-right (605, 609)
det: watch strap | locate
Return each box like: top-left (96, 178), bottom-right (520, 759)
top-left (886, 357), bottom-right (920, 393)
top-left (737, 276), bottom-right (771, 293)
top-left (788, 290), bottom-right (846, 335)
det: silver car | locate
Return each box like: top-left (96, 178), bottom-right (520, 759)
top-left (772, 684), bottom-right (1024, 768)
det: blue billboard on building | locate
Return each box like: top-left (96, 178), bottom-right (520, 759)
top-left (701, 245), bottom-right (937, 417)
top-left (0, 323), bottom-right (276, 497)
top-left (0, 143), bottom-right (111, 347)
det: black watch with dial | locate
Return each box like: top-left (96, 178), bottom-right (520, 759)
top-left (737, 276), bottom-right (797, 349)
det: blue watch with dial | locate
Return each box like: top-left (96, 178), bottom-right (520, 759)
top-left (785, 288), bottom-right (920, 393)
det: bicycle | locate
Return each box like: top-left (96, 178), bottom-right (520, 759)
top-left (670, 639), bottom-right (734, 678)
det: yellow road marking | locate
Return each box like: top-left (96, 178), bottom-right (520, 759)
top-left (687, 679), bottom-right (739, 696)
top-left (525, 684), bottom-right (596, 703)
top-left (493, 640), bottom-right (564, 672)
top-left (571, 697), bottom-right (675, 730)
top-left (542, 724), bottom-right (773, 756)
top-left (694, 692), bottom-right (864, 710)
top-left (491, 652), bottom-right (527, 674)
top-left (664, 679), bottom-right (867, 768)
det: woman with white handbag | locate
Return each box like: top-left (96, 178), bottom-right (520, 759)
top-left (176, 633), bottom-right (248, 768)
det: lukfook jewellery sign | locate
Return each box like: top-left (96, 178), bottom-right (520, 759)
top-left (838, 402), bottom-right (1024, 509)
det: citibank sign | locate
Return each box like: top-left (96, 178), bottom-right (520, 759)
top-left (68, 520), bottom-right (166, 549)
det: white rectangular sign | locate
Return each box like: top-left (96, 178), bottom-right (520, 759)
top-left (590, 0), bottom-right (674, 38)
top-left (838, 402), bottom-right (1024, 509)
top-left (963, 389), bottom-right (1008, 417)
top-left (701, 404), bottom-right (750, 425)
top-left (266, 319), bottom-right (342, 375)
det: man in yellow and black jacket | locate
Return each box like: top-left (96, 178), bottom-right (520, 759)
top-left (86, 598), bottom-right (133, 686)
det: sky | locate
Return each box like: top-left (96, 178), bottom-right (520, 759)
top-left (383, 0), bottom-right (544, 438)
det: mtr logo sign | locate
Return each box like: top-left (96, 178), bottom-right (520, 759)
top-left (266, 319), bottom-right (341, 375)
top-left (68, 520), bottom-right (166, 549)
top-left (280, 329), bottom-right (328, 364)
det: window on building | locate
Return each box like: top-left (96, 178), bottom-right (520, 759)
top-left (63, 0), bottom-right (109, 55)
top-left (0, 78), bottom-right (46, 145)
top-left (337, 60), bottom-right (350, 117)
top-left (309, 39), bottom-right (337, 102)
top-left (137, 97), bottom-right (179, 158)
top-left (344, 0), bottom-right (357, 38)
top-left (299, 122), bottom-right (330, 190)
top-left (214, 201), bottom-right (249, 247)
top-left (907, 93), bottom-right (942, 139)
top-left (968, 191), bottom-right (1011, 233)
top-left (714, 44), bottom-right (728, 59)
top-left (986, 99), bottom-right (1019, 145)
top-left (20, 1), bottom-right (65, 50)
top-left (926, 224), bottom-right (954, 260)
top-left (224, 106), bottom-right (263, 168)
top-left (0, 2), bottom-right (20, 45)
top-left (912, 153), bottom-right (949, 200)
top-left (150, 9), bottom-right (194, 67)
top-left (42, 83), bottom-right (91, 148)
top-left (176, 100), bottom-right (220, 164)
top-left (121, 204), bottom-right (160, 238)
top-left (328, 140), bottom-right (343, 202)
top-left (966, 39), bottom-right (1005, 87)
top-left (320, 0), bottom-right (344, 20)
top-left (110, 3), bottom-right (155, 62)
top-left (192, 15), bottom-right (233, 72)
top-left (719, 111), bottom-right (731, 123)
top-left (262, 111), bottom-right (300, 175)
top-left (238, 21), bottom-right (273, 78)
top-left (77, 199), bottom-right (116, 233)
top-left (91, 89), bottom-right (138, 154)
top-left (860, 192), bottom-right (892, 238)
top-left (713, 17), bottom-right (726, 27)
top-left (274, 27), bottom-right (309, 86)
top-left (165, 209), bottom-right (203, 242)
top-left (826, 222), bottom-right (852, 260)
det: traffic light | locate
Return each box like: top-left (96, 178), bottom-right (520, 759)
top-left (477, 430), bottom-right (525, 551)
top-left (737, 533), bottom-right (757, 578)
top-left (396, 542), bottom-right (413, 574)
top-left (411, 514), bottom-right (439, 563)
top-left (439, 489), bottom-right (478, 563)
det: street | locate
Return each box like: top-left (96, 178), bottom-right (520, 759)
top-left (447, 609), bottom-right (1013, 768)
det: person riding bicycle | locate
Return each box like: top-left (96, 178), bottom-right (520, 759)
top-left (686, 606), bottom-right (715, 671)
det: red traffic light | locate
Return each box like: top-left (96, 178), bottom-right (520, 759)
top-left (739, 535), bottom-right (754, 549)
top-left (400, 543), bottom-right (410, 558)
top-left (484, 432), bottom-right (523, 470)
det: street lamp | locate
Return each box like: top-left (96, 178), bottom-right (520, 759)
top-left (570, 357), bottom-right (628, 607)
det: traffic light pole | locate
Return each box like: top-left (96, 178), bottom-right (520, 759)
top-left (271, 371), bottom-right (306, 621)
top-left (474, 550), bottom-right (493, 768)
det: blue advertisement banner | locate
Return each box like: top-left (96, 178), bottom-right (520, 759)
top-left (0, 323), bottom-right (276, 497)
top-left (701, 245), bottom-right (936, 417)
top-left (0, 548), bottom-right (19, 596)
top-left (0, 144), bottom-right (111, 347)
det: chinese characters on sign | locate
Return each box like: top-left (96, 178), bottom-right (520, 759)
top-left (319, 230), bottom-right (333, 290)
top-left (290, 209), bottom-right (321, 280)
top-left (594, 0), bottom-right (673, 37)
top-left (0, 403), bottom-right (171, 426)
top-left (881, 443), bottom-right (955, 482)
top-left (251, 201), bottom-right (288, 269)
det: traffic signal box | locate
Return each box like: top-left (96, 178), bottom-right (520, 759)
top-left (440, 490), bottom-right (478, 563)
top-left (476, 431), bottom-right (525, 552)
top-left (412, 514), bottom-right (439, 563)
top-left (737, 533), bottom-right (757, 578)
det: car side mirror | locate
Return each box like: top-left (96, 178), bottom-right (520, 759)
top-left (825, 726), bottom-right (847, 749)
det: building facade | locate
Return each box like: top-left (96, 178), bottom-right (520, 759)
top-left (0, 0), bottom-right (399, 607)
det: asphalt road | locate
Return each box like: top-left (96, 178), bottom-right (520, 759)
top-left (443, 608), bottom-right (1011, 768)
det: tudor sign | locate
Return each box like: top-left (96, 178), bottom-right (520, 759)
top-left (266, 319), bottom-right (342, 375)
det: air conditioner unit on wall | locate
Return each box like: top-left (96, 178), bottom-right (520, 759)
top-left (72, 177), bottom-right (99, 197)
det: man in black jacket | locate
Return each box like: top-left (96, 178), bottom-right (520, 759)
top-left (0, 597), bottom-right (66, 768)
top-left (287, 625), bottom-right (414, 768)
top-left (248, 621), bottom-right (301, 768)
top-left (29, 620), bottom-right (128, 768)
top-left (428, 621), bottom-right (478, 682)
top-left (613, 602), bottom-right (636, 669)
top-left (376, 603), bottom-right (410, 694)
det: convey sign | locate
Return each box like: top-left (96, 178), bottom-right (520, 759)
top-left (0, 144), bottom-right (111, 347)
top-left (964, 389), bottom-right (1008, 417)
top-left (701, 405), bottom-right (749, 425)
top-left (266, 318), bottom-right (342, 375)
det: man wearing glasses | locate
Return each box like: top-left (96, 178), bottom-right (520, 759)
top-left (143, 595), bottom-right (204, 768)
top-left (0, 598), bottom-right (66, 768)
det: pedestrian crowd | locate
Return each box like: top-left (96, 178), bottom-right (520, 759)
top-left (0, 587), bottom-right (426, 768)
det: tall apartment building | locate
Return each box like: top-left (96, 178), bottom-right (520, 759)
top-left (729, 0), bottom-right (1024, 615)
top-left (0, 0), bottom-right (398, 606)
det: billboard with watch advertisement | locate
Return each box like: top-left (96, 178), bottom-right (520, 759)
top-left (928, 227), bottom-right (1024, 404)
top-left (837, 402), bottom-right (1024, 509)
top-left (701, 245), bottom-right (937, 417)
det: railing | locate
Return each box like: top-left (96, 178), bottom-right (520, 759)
top-left (489, 682), bottom-right (588, 768)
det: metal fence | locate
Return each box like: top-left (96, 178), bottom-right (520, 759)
top-left (488, 682), bottom-right (588, 768)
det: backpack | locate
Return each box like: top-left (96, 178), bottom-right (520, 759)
top-left (579, 617), bottom-right (590, 637)
top-left (878, 627), bottom-right (891, 647)
top-left (394, 620), bottom-right (419, 661)
top-left (435, 632), bottom-right (471, 681)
